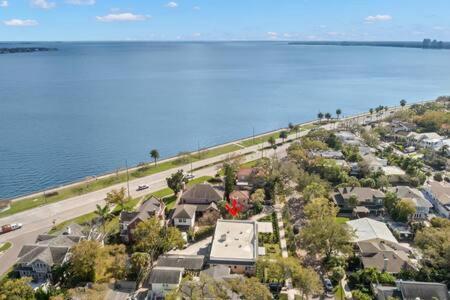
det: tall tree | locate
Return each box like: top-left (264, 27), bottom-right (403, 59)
top-left (150, 149), bottom-right (160, 166)
top-left (227, 277), bottom-right (272, 300)
top-left (288, 122), bottom-right (294, 130)
top-left (94, 204), bottom-right (111, 233)
top-left (336, 108), bottom-right (342, 119)
top-left (133, 217), bottom-right (184, 264)
top-left (325, 112), bottom-right (332, 121)
top-left (0, 277), bottom-right (35, 300)
top-left (400, 99), bottom-right (407, 107)
top-left (268, 136), bottom-right (277, 149)
top-left (105, 187), bottom-right (128, 211)
top-left (279, 130), bottom-right (289, 144)
top-left (317, 112), bottom-right (324, 123)
top-left (223, 163), bottom-right (236, 200)
top-left (300, 198), bottom-right (353, 261)
top-left (166, 170), bottom-right (187, 195)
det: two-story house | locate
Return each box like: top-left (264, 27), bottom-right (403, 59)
top-left (119, 196), bottom-right (165, 243)
top-left (15, 229), bottom-right (84, 282)
top-left (332, 187), bottom-right (385, 214)
top-left (423, 180), bottom-right (450, 218)
top-left (387, 186), bottom-right (433, 220)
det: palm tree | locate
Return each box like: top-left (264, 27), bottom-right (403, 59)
top-left (288, 122), bottom-right (294, 131)
top-left (279, 130), bottom-right (288, 144)
top-left (150, 149), bottom-right (160, 166)
top-left (325, 112), bottom-right (332, 121)
top-left (95, 204), bottom-right (111, 233)
top-left (268, 136), bottom-right (277, 155)
top-left (336, 109), bottom-right (342, 119)
top-left (400, 99), bottom-right (407, 108)
top-left (317, 112), bottom-right (324, 123)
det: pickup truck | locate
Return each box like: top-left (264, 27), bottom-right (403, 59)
top-left (0, 223), bottom-right (22, 234)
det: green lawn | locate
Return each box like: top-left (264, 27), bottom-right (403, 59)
top-left (264, 243), bottom-right (282, 259)
top-left (0, 242), bottom-right (12, 253)
top-left (336, 217), bottom-right (350, 224)
top-left (0, 145), bottom-right (238, 219)
top-left (48, 212), bottom-right (97, 234)
top-left (334, 283), bottom-right (345, 300)
top-left (239, 132), bottom-right (281, 147)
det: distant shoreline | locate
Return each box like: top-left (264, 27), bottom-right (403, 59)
top-left (289, 40), bottom-right (450, 50)
top-left (0, 47), bottom-right (57, 55)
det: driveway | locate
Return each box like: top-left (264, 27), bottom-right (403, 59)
top-left (168, 236), bottom-right (212, 256)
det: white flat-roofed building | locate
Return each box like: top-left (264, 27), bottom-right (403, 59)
top-left (209, 219), bottom-right (258, 275)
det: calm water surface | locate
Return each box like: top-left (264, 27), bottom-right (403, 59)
top-left (1, 42), bottom-right (450, 198)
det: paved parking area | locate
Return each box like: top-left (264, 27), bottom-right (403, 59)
top-left (168, 236), bottom-right (212, 256)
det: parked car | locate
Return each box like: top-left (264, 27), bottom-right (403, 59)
top-left (0, 223), bottom-right (22, 234)
top-left (324, 278), bottom-right (333, 293)
top-left (136, 184), bottom-right (149, 191)
top-left (184, 173), bottom-right (195, 180)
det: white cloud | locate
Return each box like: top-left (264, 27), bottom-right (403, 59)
top-left (3, 19), bottom-right (38, 26)
top-left (193, 6), bottom-right (200, 10)
top-left (433, 26), bottom-right (445, 31)
top-left (0, 1), bottom-right (8, 7)
top-left (96, 13), bottom-right (149, 22)
top-left (193, 32), bottom-right (201, 37)
top-left (31, 0), bottom-right (55, 9)
top-left (166, 2), bottom-right (177, 8)
top-left (267, 31), bottom-right (278, 39)
top-left (365, 14), bottom-right (392, 23)
top-left (66, 0), bottom-right (95, 5)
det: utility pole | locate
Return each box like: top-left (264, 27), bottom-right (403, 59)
top-left (125, 160), bottom-right (131, 199)
top-left (197, 141), bottom-right (200, 159)
top-left (252, 127), bottom-right (255, 145)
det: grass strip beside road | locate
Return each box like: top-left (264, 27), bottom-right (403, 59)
top-left (0, 242), bottom-right (12, 253)
top-left (48, 176), bottom-right (212, 234)
top-left (0, 145), bottom-right (239, 219)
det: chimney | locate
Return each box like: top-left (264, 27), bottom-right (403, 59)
top-left (383, 257), bottom-right (389, 272)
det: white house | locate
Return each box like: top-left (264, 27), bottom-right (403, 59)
top-left (147, 267), bottom-right (183, 299)
top-left (172, 204), bottom-right (196, 229)
top-left (423, 181), bottom-right (450, 218)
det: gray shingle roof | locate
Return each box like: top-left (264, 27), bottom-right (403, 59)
top-left (120, 196), bottom-right (163, 223)
top-left (156, 255), bottom-right (205, 271)
top-left (181, 184), bottom-right (222, 205)
top-left (17, 245), bottom-right (69, 266)
top-left (396, 280), bottom-right (449, 300)
top-left (148, 267), bottom-right (184, 285)
top-left (36, 234), bottom-right (82, 247)
top-left (387, 186), bottom-right (432, 208)
top-left (173, 204), bottom-right (197, 219)
top-left (336, 187), bottom-right (385, 202)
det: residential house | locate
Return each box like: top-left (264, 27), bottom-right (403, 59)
top-left (119, 196), bottom-right (165, 243)
top-left (172, 204), bottom-right (196, 230)
top-left (229, 190), bottom-right (251, 212)
top-left (311, 150), bottom-right (344, 160)
top-left (407, 132), bottom-right (444, 149)
top-left (156, 254), bottom-right (205, 273)
top-left (332, 187), bottom-right (385, 214)
top-left (423, 181), bottom-right (450, 218)
top-left (15, 229), bottom-right (84, 282)
top-left (180, 184), bottom-right (222, 205)
top-left (335, 131), bottom-right (363, 146)
top-left (382, 166), bottom-right (407, 184)
top-left (387, 186), bottom-right (433, 220)
top-left (390, 120), bottom-right (417, 135)
top-left (236, 168), bottom-right (265, 189)
top-left (147, 267), bottom-right (184, 300)
top-left (209, 220), bottom-right (259, 275)
top-left (374, 280), bottom-right (449, 300)
top-left (361, 153), bottom-right (388, 172)
top-left (346, 218), bottom-right (413, 274)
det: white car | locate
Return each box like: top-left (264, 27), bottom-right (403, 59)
top-left (136, 184), bottom-right (149, 191)
top-left (184, 173), bottom-right (195, 180)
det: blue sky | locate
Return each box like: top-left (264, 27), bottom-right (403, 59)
top-left (1, 0), bottom-right (449, 41)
